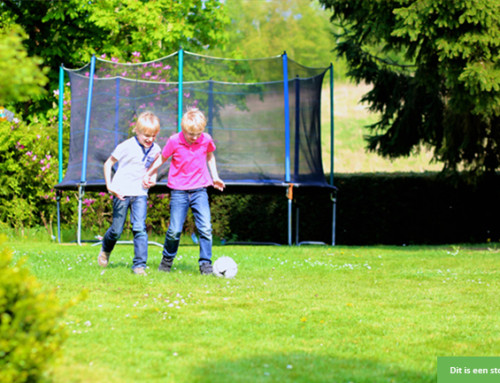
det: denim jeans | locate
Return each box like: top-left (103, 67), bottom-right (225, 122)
top-left (102, 195), bottom-right (149, 270)
top-left (163, 188), bottom-right (212, 265)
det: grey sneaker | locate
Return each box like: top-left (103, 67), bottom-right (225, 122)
top-left (98, 250), bottom-right (110, 267)
top-left (199, 262), bottom-right (213, 275)
top-left (158, 257), bottom-right (173, 272)
top-left (133, 267), bottom-right (147, 275)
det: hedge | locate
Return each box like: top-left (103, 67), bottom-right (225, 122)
top-left (208, 173), bottom-right (500, 246)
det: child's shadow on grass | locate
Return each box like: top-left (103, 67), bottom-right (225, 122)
top-left (192, 353), bottom-right (434, 383)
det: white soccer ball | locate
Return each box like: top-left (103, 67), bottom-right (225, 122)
top-left (213, 256), bottom-right (238, 278)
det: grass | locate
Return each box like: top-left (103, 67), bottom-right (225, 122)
top-left (321, 82), bottom-right (443, 174)
top-left (7, 239), bottom-right (500, 383)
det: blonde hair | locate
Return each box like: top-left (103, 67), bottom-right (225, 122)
top-left (181, 107), bottom-right (207, 133)
top-left (134, 111), bottom-right (160, 135)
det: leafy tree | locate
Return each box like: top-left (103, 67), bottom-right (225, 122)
top-left (0, 24), bottom-right (48, 105)
top-left (0, 0), bottom-right (229, 115)
top-left (319, 0), bottom-right (500, 175)
top-left (211, 0), bottom-right (345, 75)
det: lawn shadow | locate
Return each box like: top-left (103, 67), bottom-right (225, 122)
top-left (190, 352), bottom-right (434, 383)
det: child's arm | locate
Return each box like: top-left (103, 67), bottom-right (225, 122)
top-left (142, 153), bottom-right (165, 189)
top-left (103, 156), bottom-right (125, 200)
top-left (207, 152), bottom-right (225, 191)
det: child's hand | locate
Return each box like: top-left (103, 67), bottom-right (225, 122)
top-left (108, 188), bottom-right (125, 201)
top-left (213, 178), bottom-right (225, 191)
top-left (142, 174), bottom-right (157, 189)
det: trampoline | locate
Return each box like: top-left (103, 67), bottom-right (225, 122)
top-left (55, 50), bottom-right (337, 245)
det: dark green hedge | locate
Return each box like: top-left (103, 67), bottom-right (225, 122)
top-left (210, 173), bottom-right (500, 245)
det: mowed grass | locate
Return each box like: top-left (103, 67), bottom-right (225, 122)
top-left (8, 240), bottom-right (500, 383)
top-left (321, 82), bottom-right (443, 174)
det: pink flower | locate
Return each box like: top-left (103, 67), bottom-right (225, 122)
top-left (83, 198), bottom-right (95, 207)
top-left (101, 54), bottom-right (107, 58)
top-left (132, 51), bottom-right (141, 57)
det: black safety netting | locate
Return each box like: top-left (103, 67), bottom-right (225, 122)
top-left (56, 51), bottom-right (332, 191)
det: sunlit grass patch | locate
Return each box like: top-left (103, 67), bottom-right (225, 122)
top-left (8, 241), bottom-right (500, 383)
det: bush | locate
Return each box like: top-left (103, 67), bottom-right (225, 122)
top-left (0, 236), bottom-right (67, 383)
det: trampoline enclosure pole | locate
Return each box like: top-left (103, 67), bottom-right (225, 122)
top-left (282, 52), bottom-right (292, 245)
top-left (177, 48), bottom-right (184, 132)
top-left (81, 55), bottom-right (96, 183)
top-left (57, 65), bottom-right (64, 243)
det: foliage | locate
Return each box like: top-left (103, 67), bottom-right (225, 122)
top-left (0, 24), bottom-right (48, 105)
top-left (0, 236), bottom-right (67, 383)
top-left (319, 0), bottom-right (500, 175)
top-left (0, 117), bottom-right (58, 230)
top-left (210, 0), bottom-right (348, 77)
top-left (0, 0), bottom-right (230, 116)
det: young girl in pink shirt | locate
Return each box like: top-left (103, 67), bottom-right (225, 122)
top-left (143, 107), bottom-right (225, 275)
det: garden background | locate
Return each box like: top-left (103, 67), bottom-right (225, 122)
top-left (0, 1), bottom-right (498, 382)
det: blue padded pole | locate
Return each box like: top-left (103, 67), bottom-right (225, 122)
top-left (81, 54), bottom-right (96, 183)
top-left (58, 65), bottom-right (64, 183)
top-left (282, 52), bottom-right (292, 245)
top-left (114, 77), bottom-right (120, 147)
top-left (282, 52), bottom-right (291, 183)
top-left (177, 48), bottom-right (184, 132)
top-left (57, 65), bottom-right (64, 243)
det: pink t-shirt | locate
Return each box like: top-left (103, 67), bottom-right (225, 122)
top-left (162, 132), bottom-right (216, 190)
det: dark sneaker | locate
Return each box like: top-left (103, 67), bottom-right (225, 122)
top-left (199, 262), bottom-right (213, 275)
top-left (158, 257), bottom-right (173, 272)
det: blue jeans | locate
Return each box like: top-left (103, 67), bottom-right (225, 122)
top-left (163, 188), bottom-right (212, 265)
top-left (102, 195), bottom-right (149, 270)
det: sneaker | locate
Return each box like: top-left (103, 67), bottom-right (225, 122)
top-left (98, 250), bottom-right (110, 267)
top-left (133, 267), bottom-right (147, 275)
top-left (199, 262), bottom-right (213, 275)
top-left (158, 256), bottom-right (173, 272)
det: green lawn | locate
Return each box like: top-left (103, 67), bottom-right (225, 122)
top-left (7, 239), bottom-right (499, 383)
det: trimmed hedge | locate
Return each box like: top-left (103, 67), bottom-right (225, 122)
top-left (210, 173), bottom-right (500, 245)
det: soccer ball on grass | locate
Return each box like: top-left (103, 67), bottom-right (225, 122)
top-left (213, 256), bottom-right (238, 278)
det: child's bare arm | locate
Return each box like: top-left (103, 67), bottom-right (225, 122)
top-left (103, 156), bottom-right (125, 200)
top-left (207, 152), bottom-right (225, 191)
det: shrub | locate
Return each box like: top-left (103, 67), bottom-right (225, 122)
top-left (0, 236), bottom-right (67, 383)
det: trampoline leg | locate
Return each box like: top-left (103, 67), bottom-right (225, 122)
top-left (286, 184), bottom-right (293, 246)
top-left (77, 185), bottom-right (84, 246)
top-left (331, 195), bottom-right (337, 246)
top-left (288, 198), bottom-right (292, 246)
top-left (56, 191), bottom-right (61, 243)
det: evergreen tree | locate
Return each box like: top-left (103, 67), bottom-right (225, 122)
top-left (320, 0), bottom-right (500, 175)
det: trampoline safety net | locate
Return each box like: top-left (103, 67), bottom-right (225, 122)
top-left (55, 50), bottom-right (333, 191)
